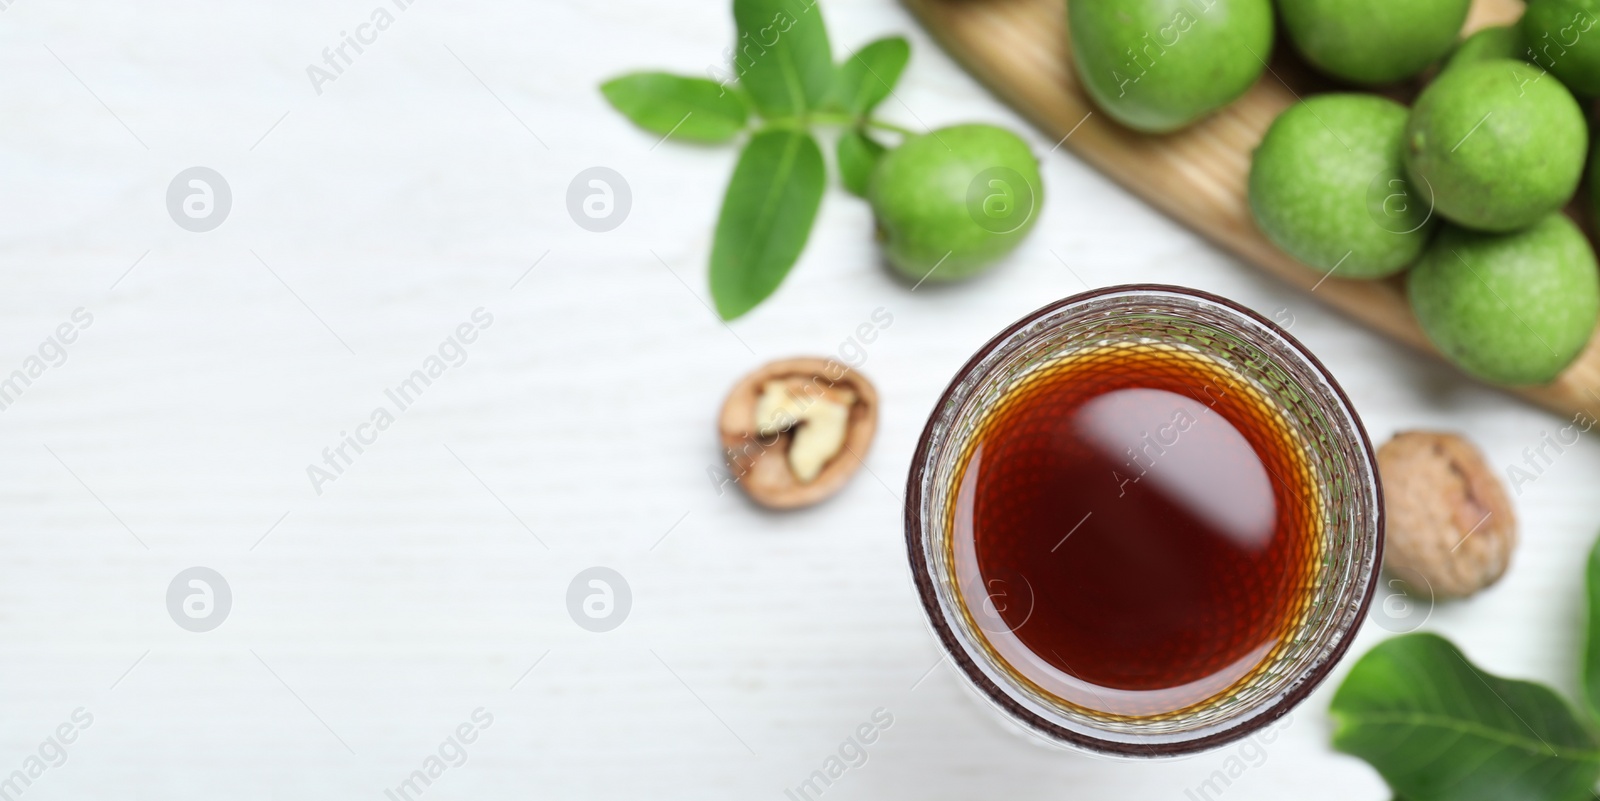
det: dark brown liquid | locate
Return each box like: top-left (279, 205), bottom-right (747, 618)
top-left (951, 343), bottom-right (1316, 717)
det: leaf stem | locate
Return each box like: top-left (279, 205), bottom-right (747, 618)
top-left (760, 113), bottom-right (919, 138)
top-left (865, 118), bottom-right (919, 137)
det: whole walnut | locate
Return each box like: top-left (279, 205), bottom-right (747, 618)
top-left (1376, 431), bottom-right (1517, 599)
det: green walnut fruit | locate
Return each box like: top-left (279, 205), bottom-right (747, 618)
top-left (1409, 215), bottom-right (1599, 385)
top-left (868, 124), bottom-right (1043, 282)
top-left (1278, 0), bottom-right (1471, 83)
top-left (1444, 25), bottom-right (1527, 71)
top-left (1249, 94), bottom-right (1436, 279)
top-left (1068, 0), bottom-right (1274, 133)
top-left (1404, 59), bottom-right (1587, 232)
top-left (1522, 0), bottom-right (1600, 96)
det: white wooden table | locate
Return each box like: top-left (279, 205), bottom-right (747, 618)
top-left (0, 1), bottom-right (1594, 798)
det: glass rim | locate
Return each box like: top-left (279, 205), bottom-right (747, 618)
top-left (902, 283), bottom-right (1385, 758)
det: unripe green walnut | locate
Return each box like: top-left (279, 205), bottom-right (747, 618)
top-left (1408, 215), bottom-right (1599, 385)
top-left (1278, 0), bottom-right (1471, 84)
top-left (868, 124), bottom-right (1043, 282)
top-left (1443, 25), bottom-right (1527, 72)
top-left (1249, 94), bottom-right (1436, 279)
top-left (1521, 0), bottom-right (1600, 96)
top-left (1404, 59), bottom-right (1586, 232)
top-left (1069, 0), bottom-right (1274, 133)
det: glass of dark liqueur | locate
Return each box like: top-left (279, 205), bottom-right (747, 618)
top-left (905, 285), bottom-right (1383, 757)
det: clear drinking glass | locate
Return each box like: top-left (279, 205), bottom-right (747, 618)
top-left (904, 284), bottom-right (1384, 757)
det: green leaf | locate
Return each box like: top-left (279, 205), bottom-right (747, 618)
top-left (1584, 533), bottom-right (1600, 721)
top-left (836, 130), bottom-right (886, 197)
top-left (1331, 633), bottom-right (1600, 801)
top-left (600, 72), bottom-right (750, 144)
top-left (732, 0), bottom-right (833, 119)
top-left (710, 129), bottom-right (825, 319)
top-left (832, 36), bottom-right (909, 116)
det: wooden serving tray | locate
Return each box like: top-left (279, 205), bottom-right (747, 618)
top-left (902, 0), bottom-right (1600, 419)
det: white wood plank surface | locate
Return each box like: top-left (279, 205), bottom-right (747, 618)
top-left (0, 1), bottom-right (1595, 799)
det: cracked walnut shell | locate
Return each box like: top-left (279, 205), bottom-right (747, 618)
top-left (718, 357), bottom-right (878, 509)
